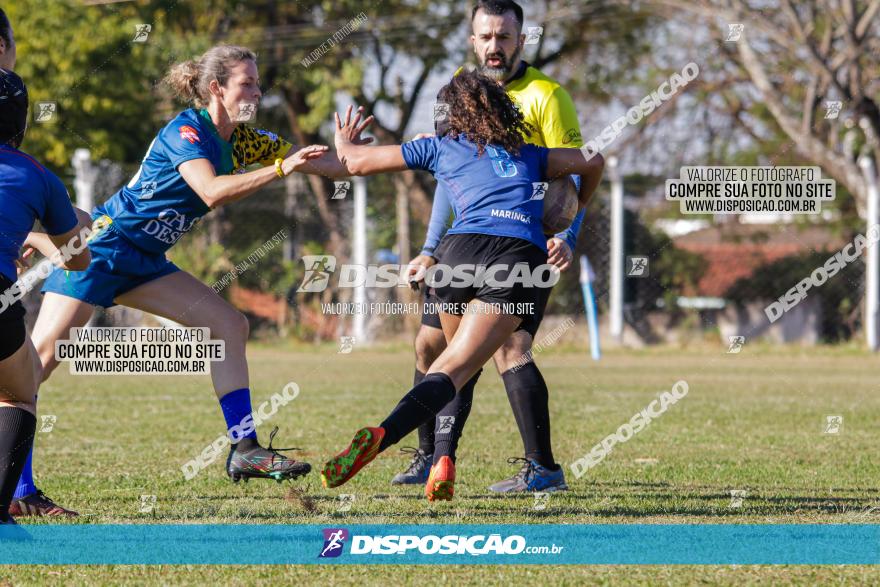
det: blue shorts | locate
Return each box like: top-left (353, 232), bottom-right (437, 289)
top-left (42, 215), bottom-right (180, 308)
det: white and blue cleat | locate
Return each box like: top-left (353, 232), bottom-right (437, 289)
top-left (391, 447), bottom-right (433, 485)
top-left (488, 458), bottom-right (569, 493)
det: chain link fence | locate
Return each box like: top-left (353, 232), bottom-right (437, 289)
top-left (20, 156), bottom-right (869, 347)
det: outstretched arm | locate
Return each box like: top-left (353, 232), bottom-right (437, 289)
top-left (334, 105), bottom-right (409, 176)
top-left (236, 122), bottom-right (374, 180)
top-left (179, 145), bottom-right (328, 208)
top-left (287, 109), bottom-right (376, 179)
top-left (292, 149), bottom-right (361, 179)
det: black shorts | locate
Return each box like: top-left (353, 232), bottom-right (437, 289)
top-left (0, 274), bottom-right (27, 361)
top-left (422, 233), bottom-right (551, 336)
top-left (421, 281), bottom-right (551, 338)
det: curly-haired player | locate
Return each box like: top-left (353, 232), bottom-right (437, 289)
top-left (392, 0), bottom-right (588, 494)
top-left (322, 71), bottom-right (603, 501)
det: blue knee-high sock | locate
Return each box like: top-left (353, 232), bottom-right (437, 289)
top-left (218, 388), bottom-right (258, 443)
top-left (13, 447), bottom-right (35, 499)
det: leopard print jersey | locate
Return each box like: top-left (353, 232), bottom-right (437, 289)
top-left (230, 126), bottom-right (293, 173)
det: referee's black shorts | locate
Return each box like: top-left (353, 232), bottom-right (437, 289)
top-left (420, 233), bottom-right (552, 336)
top-left (0, 274), bottom-right (27, 361)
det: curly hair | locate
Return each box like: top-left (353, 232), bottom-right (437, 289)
top-left (437, 71), bottom-right (533, 156)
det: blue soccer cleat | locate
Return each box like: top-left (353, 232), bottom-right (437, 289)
top-left (488, 457), bottom-right (569, 493)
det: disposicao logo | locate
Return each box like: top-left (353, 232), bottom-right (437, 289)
top-left (319, 528), bottom-right (349, 558)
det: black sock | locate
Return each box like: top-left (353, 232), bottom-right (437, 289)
top-left (413, 370), bottom-right (435, 454)
top-left (0, 407), bottom-right (36, 521)
top-left (501, 363), bottom-right (556, 469)
top-left (379, 373), bottom-right (456, 452)
top-left (433, 369), bottom-right (481, 464)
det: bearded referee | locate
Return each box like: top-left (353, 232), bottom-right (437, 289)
top-left (393, 0), bottom-right (588, 493)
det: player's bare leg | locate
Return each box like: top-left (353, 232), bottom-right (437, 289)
top-left (415, 325), bottom-right (447, 374)
top-left (8, 293), bottom-right (93, 518)
top-left (32, 293), bottom-right (95, 381)
top-left (430, 302), bottom-right (521, 389)
top-left (0, 338), bottom-right (39, 522)
top-left (428, 311), bottom-right (483, 468)
top-left (492, 331), bottom-right (533, 374)
top-left (115, 271), bottom-right (250, 396)
top-left (0, 340), bottom-right (39, 414)
top-left (323, 301), bottom-right (521, 498)
top-left (115, 270), bottom-right (310, 483)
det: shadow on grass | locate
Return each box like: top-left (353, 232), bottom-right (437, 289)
top-left (59, 480), bottom-right (880, 523)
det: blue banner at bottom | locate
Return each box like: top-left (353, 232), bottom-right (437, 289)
top-left (0, 524), bottom-right (877, 565)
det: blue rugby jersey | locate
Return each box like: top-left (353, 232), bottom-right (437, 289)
top-left (97, 109), bottom-right (219, 253)
top-left (0, 145), bottom-right (78, 281)
top-left (97, 109), bottom-right (292, 254)
top-left (401, 135), bottom-right (550, 251)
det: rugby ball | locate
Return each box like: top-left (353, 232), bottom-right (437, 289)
top-left (541, 177), bottom-right (579, 235)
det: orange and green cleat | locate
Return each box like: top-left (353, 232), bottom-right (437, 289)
top-left (425, 455), bottom-right (455, 502)
top-left (321, 427), bottom-right (385, 489)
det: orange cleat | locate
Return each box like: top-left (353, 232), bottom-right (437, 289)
top-left (425, 455), bottom-right (455, 502)
top-left (321, 427), bottom-right (385, 489)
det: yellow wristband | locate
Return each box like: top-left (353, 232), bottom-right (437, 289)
top-left (275, 158), bottom-right (286, 178)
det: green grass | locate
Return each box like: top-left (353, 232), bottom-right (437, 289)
top-left (3, 343), bottom-right (879, 584)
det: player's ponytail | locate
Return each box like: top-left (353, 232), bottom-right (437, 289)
top-left (164, 59), bottom-right (201, 104)
top-left (163, 45), bottom-right (257, 108)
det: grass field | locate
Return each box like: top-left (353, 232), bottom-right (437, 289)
top-left (2, 342), bottom-right (879, 585)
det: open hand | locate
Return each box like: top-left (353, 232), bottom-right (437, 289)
top-left (335, 105), bottom-right (375, 152)
top-left (282, 145), bottom-right (329, 174)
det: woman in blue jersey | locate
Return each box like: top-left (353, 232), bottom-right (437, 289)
top-left (24, 45), bottom-right (372, 493)
top-left (0, 70), bottom-right (92, 523)
top-left (321, 71), bottom-right (604, 500)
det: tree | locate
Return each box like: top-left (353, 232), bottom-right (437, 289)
top-left (8, 0), bottom-right (240, 168)
top-left (643, 0), bottom-right (880, 215)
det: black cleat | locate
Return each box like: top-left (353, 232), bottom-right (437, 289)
top-left (226, 427), bottom-right (311, 483)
